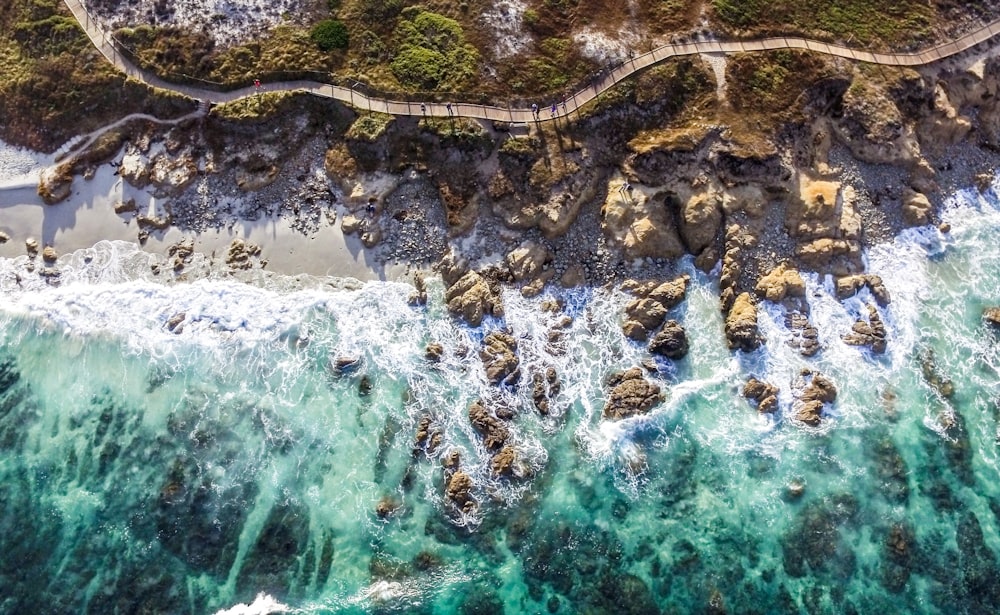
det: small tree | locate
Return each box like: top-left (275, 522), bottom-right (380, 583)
top-left (311, 19), bottom-right (349, 51)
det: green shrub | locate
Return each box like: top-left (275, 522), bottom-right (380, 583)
top-left (390, 9), bottom-right (478, 91)
top-left (311, 19), bottom-right (349, 51)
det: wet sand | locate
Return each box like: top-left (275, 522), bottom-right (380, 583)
top-left (0, 156), bottom-right (405, 282)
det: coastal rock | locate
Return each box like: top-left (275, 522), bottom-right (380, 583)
top-left (792, 370), bottom-right (837, 426)
top-left (165, 312), bottom-right (186, 334)
top-left (25, 237), bottom-right (39, 257)
top-left (408, 274), bottom-right (428, 306)
top-left (41, 245), bottom-right (58, 263)
top-left (795, 237), bottom-right (862, 274)
top-left (468, 400), bottom-right (510, 451)
top-left (602, 181), bottom-right (685, 260)
top-left (602, 367), bottom-right (664, 420)
top-left (414, 416), bottom-right (442, 455)
top-left (724, 293), bottom-right (761, 352)
top-left (789, 176), bottom-right (843, 239)
top-left (679, 191), bottom-right (723, 254)
top-left (835, 274), bottom-right (891, 306)
top-left (445, 270), bottom-right (500, 327)
top-left (0, 231), bottom-right (9, 244)
top-left (491, 445), bottom-right (525, 478)
top-left (425, 343), bottom-right (444, 362)
top-left (901, 189), bottom-right (932, 227)
top-left (647, 276), bottom-right (689, 309)
top-left (842, 305), bottom-right (887, 354)
top-left (620, 276), bottom-right (689, 341)
top-left (506, 241), bottom-right (551, 282)
top-left (755, 263), bottom-right (806, 303)
top-left (532, 367), bottom-right (560, 415)
top-left (786, 311), bottom-right (821, 357)
top-left (984, 307), bottom-right (1000, 328)
top-left (623, 298), bottom-right (668, 339)
top-left (341, 214), bottom-right (363, 235)
top-left (225, 238), bottom-right (261, 270)
top-left (445, 471), bottom-right (475, 514)
top-left (37, 164), bottom-right (73, 205)
top-left (743, 378), bottom-right (779, 413)
top-left (648, 320), bottom-right (689, 360)
top-left (480, 331), bottom-right (520, 385)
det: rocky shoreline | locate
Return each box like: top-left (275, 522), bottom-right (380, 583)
top-left (14, 44), bottom-right (1000, 365)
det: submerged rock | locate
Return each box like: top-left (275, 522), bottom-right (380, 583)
top-left (603, 368), bottom-right (664, 420)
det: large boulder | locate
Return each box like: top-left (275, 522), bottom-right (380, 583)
top-left (602, 367), bottom-right (664, 420)
top-left (506, 241), bottom-right (551, 282)
top-left (755, 263), bottom-right (806, 303)
top-left (480, 331), bottom-right (520, 385)
top-left (901, 189), bottom-right (932, 227)
top-left (725, 293), bottom-right (761, 352)
top-left (648, 321), bottom-right (689, 360)
top-left (679, 191), bottom-right (723, 254)
top-left (602, 181), bottom-right (685, 260)
top-left (984, 307), bottom-right (1000, 328)
top-left (445, 270), bottom-right (500, 327)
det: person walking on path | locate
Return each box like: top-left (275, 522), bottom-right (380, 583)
top-left (531, 103), bottom-right (538, 119)
top-left (254, 78), bottom-right (261, 91)
top-left (446, 103), bottom-right (453, 116)
top-left (420, 102), bottom-right (426, 115)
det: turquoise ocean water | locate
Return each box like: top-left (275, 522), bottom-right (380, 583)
top-left (3, 175), bottom-right (1000, 614)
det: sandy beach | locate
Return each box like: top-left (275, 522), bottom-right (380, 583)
top-left (0, 140), bottom-right (406, 282)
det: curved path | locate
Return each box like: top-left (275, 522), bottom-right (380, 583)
top-left (64, 0), bottom-right (1000, 123)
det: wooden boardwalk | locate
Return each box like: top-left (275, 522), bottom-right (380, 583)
top-left (64, 0), bottom-right (1000, 123)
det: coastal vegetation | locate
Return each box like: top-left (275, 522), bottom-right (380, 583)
top-left (0, 0), bottom-right (192, 151)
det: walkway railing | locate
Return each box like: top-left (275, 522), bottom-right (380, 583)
top-left (63, 0), bottom-right (1000, 124)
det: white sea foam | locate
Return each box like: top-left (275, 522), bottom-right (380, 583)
top-left (214, 593), bottom-right (290, 615)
